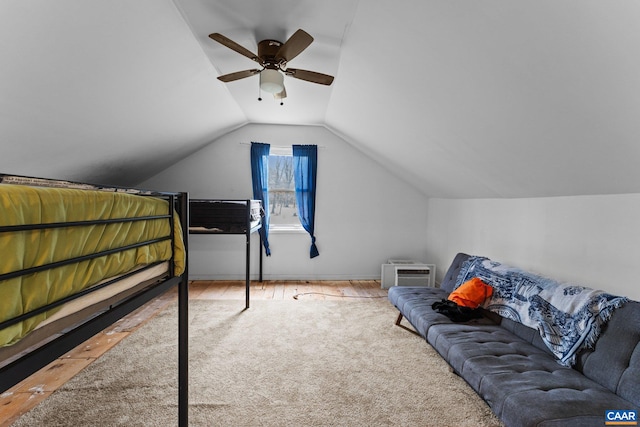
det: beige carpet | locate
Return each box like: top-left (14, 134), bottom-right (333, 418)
top-left (14, 299), bottom-right (502, 426)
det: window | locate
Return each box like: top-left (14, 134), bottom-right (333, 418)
top-left (251, 142), bottom-right (319, 257)
top-left (268, 147), bottom-right (303, 231)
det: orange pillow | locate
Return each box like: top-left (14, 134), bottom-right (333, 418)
top-left (448, 278), bottom-right (493, 308)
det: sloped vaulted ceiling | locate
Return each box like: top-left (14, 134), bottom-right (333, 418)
top-left (0, 0), bottom-right (246, 185)
top-left (2, 1), bottom-right (640, 198)
top-left (326, 1), bottom-right (640, 198)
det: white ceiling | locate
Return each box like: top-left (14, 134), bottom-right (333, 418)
top-left (2, 0), bottom-right (640, 198)
top-left (173, 0), bottom-right (359, 125)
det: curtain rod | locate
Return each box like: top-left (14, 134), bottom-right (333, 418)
top-left (239, 142), bottom-right (326, 149)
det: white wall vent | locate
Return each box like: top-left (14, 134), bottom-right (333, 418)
top-left (395, 266), bottom-right (431, 287)
top-left (381, 260), bottom-right (435, 289)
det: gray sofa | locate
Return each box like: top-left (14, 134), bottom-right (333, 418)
top-left (388, 252), bottom-right (640, 427)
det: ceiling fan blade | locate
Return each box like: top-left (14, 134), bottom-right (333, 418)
top-left (217, 69), bottom-right (261, 83)
top-left (209, 33), bottom-right (263, 64)
top-left (285, 68), bottom-right (334, 85)
top-left (275, 29), bottom-right (313, 63)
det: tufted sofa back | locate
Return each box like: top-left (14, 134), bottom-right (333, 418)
top-left (439, 252), bottom-right (471, 293)
top-left (440, 252), bottom-right (640, 407)
top-left (440, 253), bottom-right (555, 354)
top-left (574, 300), bottom-right (640, 407)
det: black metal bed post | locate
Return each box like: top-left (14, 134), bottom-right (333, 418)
top-left (259, 236), bottom-right (263, 282)
top-left (245, 199), bottom-right (251, 309)
top-left (178, 192), bottom-right (189, 427)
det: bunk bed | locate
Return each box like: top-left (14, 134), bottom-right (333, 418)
top-left (0, 174), bottom-right (189, 426)
top-left (189, 199), bottom-right (263, 309)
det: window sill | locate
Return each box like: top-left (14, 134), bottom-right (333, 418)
top-left (269, 225), bottom-right (306, 234)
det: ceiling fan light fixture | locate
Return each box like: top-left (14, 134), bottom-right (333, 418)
top-left (210, 29), bottom-right (334, 101)
top-left (260, 69), bottom-right (284, 94)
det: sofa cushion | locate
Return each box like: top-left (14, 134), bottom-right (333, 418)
top-left (430, 322), bottom-right (639, 427)
top-left (427, 323), bottom-right (553, 387)
top-left (492, 381), bottom-right (637, 427)
top-left (387, 286), bottom-right (450, 338)
top-left (498, 316), bottom-right (554, 356)
top-left (388, 286), bottom-right (497, 338)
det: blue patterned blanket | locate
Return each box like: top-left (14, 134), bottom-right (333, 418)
top-left (455, 256), bottom-right (628, 366)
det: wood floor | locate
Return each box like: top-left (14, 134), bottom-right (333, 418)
top-left (0, 280), bottom-right (386, 426)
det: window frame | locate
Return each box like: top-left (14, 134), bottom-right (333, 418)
top-left (267, 146), bottom-right (304, 233)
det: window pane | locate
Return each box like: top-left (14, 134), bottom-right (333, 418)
top-left (268, 155), bottom-right (299, 226)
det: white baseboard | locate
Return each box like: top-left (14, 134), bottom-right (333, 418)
top-left (189, 273), bottom-right (382, 281)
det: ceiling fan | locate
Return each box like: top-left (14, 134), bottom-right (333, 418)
top-left (209, 29), bottom-right (334, 103)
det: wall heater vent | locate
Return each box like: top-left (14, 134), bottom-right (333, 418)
top-left (395, 266), bottom-right (431, 287)
top-left (381, 260), bottom-right (436, 289)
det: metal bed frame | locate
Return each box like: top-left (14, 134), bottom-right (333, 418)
top-left (0, 174), bottom-right (190, 426)
top-left (188, 199), bottom-right (263, 309)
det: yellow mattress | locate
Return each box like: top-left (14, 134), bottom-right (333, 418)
top-left (0, 184), bottom-right (186, 347)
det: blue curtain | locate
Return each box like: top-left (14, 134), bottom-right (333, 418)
top-left (292, 145), bottom-right (319, 258)
top-left (250, 142), bottom-right (271, 256)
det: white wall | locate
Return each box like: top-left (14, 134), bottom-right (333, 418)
top-left (140, 123), bottom-right (429, 280)
top-left (426, 194), bottom-right (640, 301)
